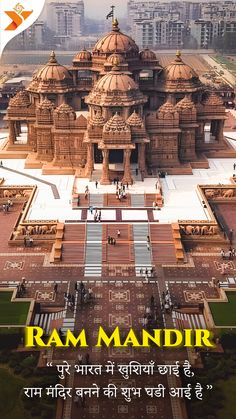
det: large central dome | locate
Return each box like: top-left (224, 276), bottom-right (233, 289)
top-left (93, 19), bottom-right (139, 56)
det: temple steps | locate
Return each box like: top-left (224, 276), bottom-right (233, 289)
top-left (61, 243), bottom-right (85, 264)
top-left (84, 224), bottom-right (102, 276)
top-left (133, 224), bottom-right (152, 268)
top-left (89, 193), bottom-right (103, 207)
top-left (63, 224), bottom-right (85, 242)
top-left (33, 310), bottom-right (64, 334)
top-left (131, 194), bottom-right (145, 207)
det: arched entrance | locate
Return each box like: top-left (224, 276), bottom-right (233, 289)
top-left (94, 143), bottom-right (103, 163)
top-left (131, 146), bottom-right (138, 163)
top-left (109, 149), bottom-right (123, 164)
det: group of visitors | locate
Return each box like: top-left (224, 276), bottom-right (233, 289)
top-left (220, 247), bottom-right (235, 260)
top-left (107, 236), bottom-right (116, 245)
top-left (115, 182), bottom-right (128, 201)
top-left (142, 295), bottom-right (157, 328)
top-left (16, 281), bottom-right (26, 298)
top-left (139, 267), bottom-right (154, 278)
top-left (146, 235), bottom-right (151, 251)
top-left (94, 208), bottom-right (102, 222)
top-left (161, 289), bottom-right (173, 313)
top-left (24, 235), bottom-right (34, 247)
top-left (64, 292), bottom-right (76, 311)
top-left (2, 199), bottom-right (13, 213)
top-left (75, 281), bottom-right (93, 305)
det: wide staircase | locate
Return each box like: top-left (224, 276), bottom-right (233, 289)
top-left (61, 224), bottom-right (86, 264)
top-left (89, 193), bottom-right (104, 207)
top-left (33, 309), bottom-right (65, 334)
top-left (102, 224), bottom-right (134, 265)
top-left (150, 224), bottom-right (184, 264)
top-left (133, 224), bottom-right (152, 276)
top-left (131, 194), bottom-right (145, 207)
top-left (84, 224), bottom-right (103, 276)
top-left (104, 193), bottom-right (131, 207)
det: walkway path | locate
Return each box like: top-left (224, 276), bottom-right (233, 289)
top-left (1, 164), bottom-right (60, 199)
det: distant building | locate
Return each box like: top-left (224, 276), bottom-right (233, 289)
top-left (7, 21), bottom-right (44, 50)
top-left (128, 1), bottom-right (201, 27)
top-left (128, 1), bottom-right (198, 49)
top-left (191, 19), bottom-right (236, 48)
top-left (46, 0), bottom-right (84, 39)
top-left (132, 18), bottom-right (184, 49)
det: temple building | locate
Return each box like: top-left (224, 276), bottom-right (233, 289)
top-left (5, 19), bottom-right (230, 183)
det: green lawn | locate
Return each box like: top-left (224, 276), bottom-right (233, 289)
top-left (209, 292), bottom-right (236, 327)
top-left (217, 376), bottom-right (236, 419)
top-left (0, 291), bottom-right (30, 326)
top-left (0, 367), bottom-right (27, 419)
top-left (214, 56), bottom-right (236, 74)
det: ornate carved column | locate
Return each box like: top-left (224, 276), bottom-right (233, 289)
top-left (122, 149), bottom-right (133, 184)
top-left (216, 120), bottom-right (224, 143)
top-left (16, 121), bottom-right (21, 136)
top-left (8, 121), bottom-right (16, 145)
top-left (85, 143), bottom-right (94, 177)
top-left (100, 149), bottom-right (110, 184)
top-left (138, 143), bottom-right (146, 176)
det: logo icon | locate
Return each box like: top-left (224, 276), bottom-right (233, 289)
top-left (4, 3), bottom-right (33, 31)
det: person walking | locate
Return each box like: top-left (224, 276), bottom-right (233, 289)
top-left (117, 229), bottom-right (121, 238)
top-left (95, 180), bottom-right (98, 189)
top-left (220, 249), bottom-right (225, 259)
top-left (234, 163), bottom-right (236, 171)
top-left (98, 209), bottom-right (101, 222)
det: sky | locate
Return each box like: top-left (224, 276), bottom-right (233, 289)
top-left (84, 0), bottom-right (126, 19)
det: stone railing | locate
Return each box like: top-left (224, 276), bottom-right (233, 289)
top-left (0, 185), bottom-right (36, 203)
top-left (178, 184), bottom-right (236, 243)
top-left (201, 184), bottom-right (236, 202)
top-left (178, 221), bottom-right (220, 238)
top-left (1, 185), bottom-right (59, 245)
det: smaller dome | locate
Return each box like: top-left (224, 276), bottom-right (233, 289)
top-left (140, 48), bottom-right (156, 61)
top-left (73, 49), bottom-right (92, 62)
top-left (28, 51), bottom-right (73, 94)
top-left (175, 96), bottom-right (196, 110)
top-left (37, 98), bottom-right (54, 110)
top-left (9, 90), bottom-right (30, 107)
top-left (95, 70), bottom-right (138, 93)
top-left (106, 53), bottom-right (125, 66)
top-left (203, 92), bottom-right (224, 106)
top-left (127, 111), bottom-right (143, 127)
top-left (160, 51), bottom-right (200, 93)
top-left (104, 112), bottom-right (130, 133)
top-left (90, 112), bottom-right (105, 126)
top-left (54, 103), bottom-right (75, 115)
top-left (158, 101), bottom-right (176, 114)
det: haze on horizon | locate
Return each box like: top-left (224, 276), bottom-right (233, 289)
top-left (84, 0), bottom-right (126, 19)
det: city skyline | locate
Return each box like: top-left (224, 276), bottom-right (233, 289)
top-left (84, 0), bottom-right (126, 19)
top-left (44, 0), bottom-right (126, 19)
